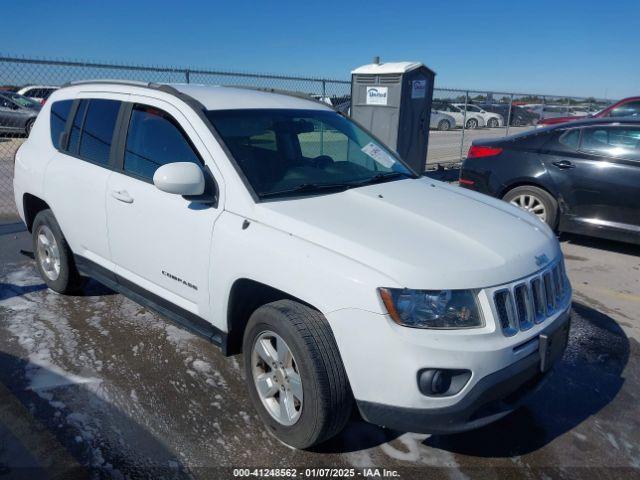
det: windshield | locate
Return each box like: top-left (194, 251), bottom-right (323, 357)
top-left (206, 109), bottom-right (413, 198)
top-left (3, 92), bottom-right (40, 109)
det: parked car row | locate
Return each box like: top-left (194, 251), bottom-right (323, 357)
top-left (17, 85), bottom-right (58, 104)
top-left (431, 101), bottom-right (535, 129)
top-left (0, 85), bottom-right (59, 135)
top-left (479, 103), bottom-right (540, 126)
top-left (460, 117), bottom-right (640, 245)
top-left (0, 91), bottom-right (42, 135)
top-left (536, 96), bottom-right (640, 127)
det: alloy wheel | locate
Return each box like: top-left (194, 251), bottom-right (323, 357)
top-left (510, 194), bottom-right (547, 222)
top-left (36, 224), bottom-right (61, 281)
top-left (251, 331), bottom-right (303, 426)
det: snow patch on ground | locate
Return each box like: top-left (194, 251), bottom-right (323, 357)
top-left (192, 359), bottom-right (212, 373)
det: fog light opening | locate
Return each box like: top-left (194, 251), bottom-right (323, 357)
top-left (417, 368), bottom-right (471, 397)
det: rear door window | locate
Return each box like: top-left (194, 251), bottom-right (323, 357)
top-left (580, 126), bottom-right (640, 160)
top-left (558, 129), bottom-right (580, 150)
top-left (78, 99), bottom-right (121, 165)
top-left (50, 100), bottom-right (73, 149)
top-left (123, 104), bottom-right (201, 180)
top-left (67, 100), bottom-right (88, 154)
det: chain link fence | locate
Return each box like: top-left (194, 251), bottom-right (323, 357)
top-left (427, 88), bottom-right (608, 165)
top-left (0, 55), bottom-right (610, 225)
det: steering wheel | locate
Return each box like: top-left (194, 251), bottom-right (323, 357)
top-left (310, 155), bottom-right (334, 169)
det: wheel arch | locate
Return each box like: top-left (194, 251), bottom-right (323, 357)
top-left (22, 193), bottom-right (51, 232)
top-left (499, 180), bottom-right (563, 227)
top-left (498, 179), bottom-right (558, 202)
top-left (225, 278), bottom-right (318, 356)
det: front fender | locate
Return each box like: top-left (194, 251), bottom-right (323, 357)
top-left (208, 211), bottom-right (399, 332)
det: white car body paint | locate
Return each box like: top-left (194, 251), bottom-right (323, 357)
top-left (432, 104), bottom-right (486, 128)
top-left (13, 82), bottom-right (571, 426)
top-left (453, 104), bottom-right (504, 127)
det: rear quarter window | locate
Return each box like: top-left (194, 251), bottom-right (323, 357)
top-left (78, 99), bottom-right (121, 165)
top-left (50, 100), bottom-right (73, 149)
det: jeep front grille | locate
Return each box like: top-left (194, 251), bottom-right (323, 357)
top-left (493, 260), bottom-right (569, 336)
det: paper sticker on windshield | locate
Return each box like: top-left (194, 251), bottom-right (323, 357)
top-left (361, 142), bottom-right (395, 168)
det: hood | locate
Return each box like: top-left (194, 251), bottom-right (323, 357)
top-left (253, 178), bottom-right (561, 290)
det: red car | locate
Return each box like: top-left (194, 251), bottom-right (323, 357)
top-left (537, 96), bottom-right (640, 126)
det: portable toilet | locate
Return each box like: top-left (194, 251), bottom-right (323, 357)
top-left (351, 59), bottom-right (436, 173)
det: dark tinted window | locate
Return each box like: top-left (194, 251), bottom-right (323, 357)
top-left (124, 105), bottom-right (200, 180)
top-left (68, 100), bottom-right (88, 154)
top-left (50, 100), bottom-right (73, 149)
top-left (206, 109), bottom-right (411, 197)
top-left (41, 88), bottom-right (56, 100)
top-left (78, 99), bottom-right (120, 165)
top-left (609, 101), bottom-right (640, 118)
top-left (558, 129), bottom-right (580, 150)
top-left (580, 126), bottom-right (640, 160)
top-left (0, 96), bottom-right (15, 109)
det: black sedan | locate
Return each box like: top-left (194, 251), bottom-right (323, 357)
top-left (459, 118), bottom-right (640, 245)
top-left (478, 103), bottom-right (539, 126)
top-left (0, 91), bottom-right (41, 135)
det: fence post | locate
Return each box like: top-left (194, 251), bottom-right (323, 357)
top-left (321, 80), bottom-right (326, 155)
top-left (459, 91), bottom-right (469, 161)
top-left (185, 69), bottom-right (190, 83)
top-left (505, 93), bottom-right (513, 137)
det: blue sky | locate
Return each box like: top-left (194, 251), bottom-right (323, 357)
top-left (1, 0), bottom-right (638, 99)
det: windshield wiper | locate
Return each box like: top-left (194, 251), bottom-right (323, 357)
top-left (348, 171), bottom-right (409, 187)
top-left (258, 173), bottom-right (411, 199)
top-left (258, 182), bottom-right (353, 198)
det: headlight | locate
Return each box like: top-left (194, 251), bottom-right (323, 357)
top-left (379, 288), bottom-right (483, 329)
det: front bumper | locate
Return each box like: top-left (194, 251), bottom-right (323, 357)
top-left (357, 312), bottom-right (570, 434)
top-left (326, 298), bottom-right (571, 434)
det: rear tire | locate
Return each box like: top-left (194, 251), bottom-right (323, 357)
top-left (503, 185), bottom-right (558, 229)
top-left (243, 300), bottom-right (352, 449)
top-left (437, 119), bottom-right (451, 131)
top-left (32, 210), bottom-right (84, 294)
top-left (466, 118), bottom-right (479, 129)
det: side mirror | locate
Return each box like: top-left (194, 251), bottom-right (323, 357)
top-left (153, 162), bottom-right (205, 196)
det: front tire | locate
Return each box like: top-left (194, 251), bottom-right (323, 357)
top-left (437, 119), bottom-right (451, 131)
top-left (243, 300), bottom-right (352, 449)
top-left (32, 210), bottom-right (84, 293)
top-left (487, 118), bottom-right (499, 128)
top-left (503, 185), bottom-right (558, 229)
top-left (466, 118), bottom-right (479, 129)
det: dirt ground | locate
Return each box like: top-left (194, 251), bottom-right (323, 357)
top-left (0, 224), bottom-right (639, 479)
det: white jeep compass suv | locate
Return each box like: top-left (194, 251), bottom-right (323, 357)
top-left (13, 80), bottom-right (572, 448)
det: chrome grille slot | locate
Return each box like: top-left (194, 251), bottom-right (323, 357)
top-left (494, 289), bottom-right (517, 336)
top-left (560, 261), bottom-right (568, 292)
top-left (543, 271), bottom-right (556, 313)
top-left (492, 259), bottom-right (571, 336)
top-left (530, 277), bottom-right (546, 323)
top-left (513, 284), bottom-right (533, 330)
top-left (553, 265), bottom-right (563, 300)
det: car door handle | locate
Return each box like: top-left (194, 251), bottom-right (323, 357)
top-left (552, 160), bottom-right (575, 169)
top-left (111, 189), bottom-right (134, 204)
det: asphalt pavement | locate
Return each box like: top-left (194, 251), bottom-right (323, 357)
top-left (0, 223), bottom-right (639, 479)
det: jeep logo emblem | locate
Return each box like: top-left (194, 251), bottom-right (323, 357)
top-left (535, 254), bottom-right (550, 267)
